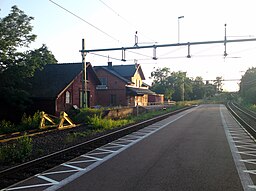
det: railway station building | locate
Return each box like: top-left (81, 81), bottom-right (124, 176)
top-left (94, 62), bottom-right (157, 107)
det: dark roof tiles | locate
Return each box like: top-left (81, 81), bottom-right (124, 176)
top-left (94, 63), bottom-right (145, 83)
top-left (30, 63), bottom-right (99, 99)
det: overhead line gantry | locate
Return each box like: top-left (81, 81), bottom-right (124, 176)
top-left (82, 38), bottom-right (256, 59)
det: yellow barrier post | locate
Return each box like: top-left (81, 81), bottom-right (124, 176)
top-left (58, 112), bottom-right (76, 130)
top-left (39, 111), bottom-right (56, 129)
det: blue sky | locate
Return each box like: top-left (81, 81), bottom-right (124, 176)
top-left (1, 0), bottom-right (256, 91)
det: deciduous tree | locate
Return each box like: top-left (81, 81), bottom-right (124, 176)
top-left (0, 6), bottom-right (57, 121)
top-left (240, 67), bottom-right (256, 104)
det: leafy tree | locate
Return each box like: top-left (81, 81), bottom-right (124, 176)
top-left (0, 5), bottom-right (36, 71)
top-left (240, 67), bottom-right (256, 104)
top-left (190, 76), bottom-right (205, 100)
top-left (0, 6), bottom-right (57, 121)
top-left (150, 67), bottom-right (218, 101)
top-left (150, 67), bottom-right (174, 100)
top-left (204, 83), bottom-right (216, 98)
top-left (214, 76), bottom-right (223, 93)
top-left (169, 71), bottom-right (188, 101)
top-left (24, 44), bottom-right (57, 77)
top-left (151, 68), bottom-right (193, 101)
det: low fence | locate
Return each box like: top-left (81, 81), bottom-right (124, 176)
top-left (104, 102), bottom-right (176, 119)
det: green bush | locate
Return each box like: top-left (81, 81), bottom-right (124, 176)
top-left (128, 107), bottom-right (176, 122)
top-left (0, 120), bottom-right (15, 134)
top-left (0, 134), bottom-right (33, 163)
top-left (73, 108), bottom-right (103, 124)
top-left (18, 111), bottom-right (41, 131)
top-left (89, 115), bottom-right (131, 130)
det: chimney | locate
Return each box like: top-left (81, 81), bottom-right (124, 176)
top-left (108, 62), bottom-right (112, 68)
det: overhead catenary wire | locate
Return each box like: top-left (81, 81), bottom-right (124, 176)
top-left (159, 47), bottom-right (186, 57)
top-left (98, 0), bottom-right (156, 43)
top-left (192, 44), bottom-right (221, 55)
top-left (46, 2), bottom-right (256, 66)
top-left (49, 0), bottom-right (121, 44)
top-left (228, 46), bottom-right (256, 55)
top-left (127, 50), bottom-right (153, 58)
top-left (89, 52), bottom-right (133, 62)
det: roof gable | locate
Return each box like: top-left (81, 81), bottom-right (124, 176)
top-left (112, 65), bottom-right (136, 79)
top-left (30, 63), bottom-right (99, 99)
top-left (94, 63), bottom-right (145, 83)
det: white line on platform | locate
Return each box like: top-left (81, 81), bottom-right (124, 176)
top-left (36, 175), bottom-right (59, 184)
top-left (62, 164), bottom-right (85, 171)
top-left (4, 183), bottom-right (55, 190)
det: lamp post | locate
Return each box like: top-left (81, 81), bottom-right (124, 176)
top-left (178, 16), bottom-right (184, 43)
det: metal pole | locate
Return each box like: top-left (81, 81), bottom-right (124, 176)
top-left (224, 24), bottom-right (228, 57)
top-left (178, 18), bottom-right (180, 43)
top-left (178, 16), bottom-right (184, 43)
top-left (81, 39), bottom-right (87, 108)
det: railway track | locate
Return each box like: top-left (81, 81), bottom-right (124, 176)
top-left (0, 128), bottom-right (57, 143)
top-left (0, 106), bottom-right (193, 190)
top-left (226, 101), bottom-right (256, 138)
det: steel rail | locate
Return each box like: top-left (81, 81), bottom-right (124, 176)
top-left (0, 129), bottom-right (57, 143)
top-left (227, 101), bottom-right (256, 138)
top-left (231, 101), bottom-right (256, 120)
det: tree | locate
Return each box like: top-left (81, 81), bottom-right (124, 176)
top-left (0, 6), bottom-right (36, 72)
top-left (150, 67), bottom-right (174, 100)
top-left (214, 76), bottom-right (223, 93)
top-left (190, 76), bottom-right (205, 100)
top-left (24, 44), bottom-right (57, 77)
top-left (151, 68), bottom-right (193, 101)
top-left (204, 83), bottom-right (216, 98)
top-left (0, 6), bottom-right (57, 121)
top-left (150, 67), bottom-right (219, 101)
top-left (240, 67), bottom-right (256, 104)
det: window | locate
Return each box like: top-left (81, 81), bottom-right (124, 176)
top-left (97, 78), bottom-right (108, 89)
top-left (99, 78), bottom-right (107, 85)
top-left (65, 91), bottom-right (71, 104)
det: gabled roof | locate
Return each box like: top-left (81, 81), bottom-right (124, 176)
top-left (126, 87), bottom-right (155, 96)
top-left (94, 66), bottom-right (132, 84)
top-left (94, 63), bottom-right (145, 83)
top-left (30, 63), bottom-right (100, 99)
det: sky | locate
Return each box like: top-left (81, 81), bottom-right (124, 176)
top-left (1, 0), bottom-right (256, 91)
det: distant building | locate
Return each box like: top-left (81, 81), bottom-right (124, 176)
top-left (148, 94), bottom-right (164, 104)
top-left (29, 63), bottom-right (100, 115)
top-left (94, 62), bottom-right (155, 107)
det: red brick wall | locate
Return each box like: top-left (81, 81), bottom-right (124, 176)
top-left (95, 68), bottom-right (127, 106)
top-left (87, 70), bottom-right (98, 107)
top-left (148, 94), bottom-right (164, 103)
top-left (56, 71), bottom-right (98, 114)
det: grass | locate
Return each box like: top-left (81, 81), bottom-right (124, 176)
top-left (89, 115), bottom-right (132, 130)
top-left (0, 134), bottom-right (33, 164)
top-left (65, 104), bottom-right (189, 143)
top-left (0, 111), bottom-right (41, 134)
